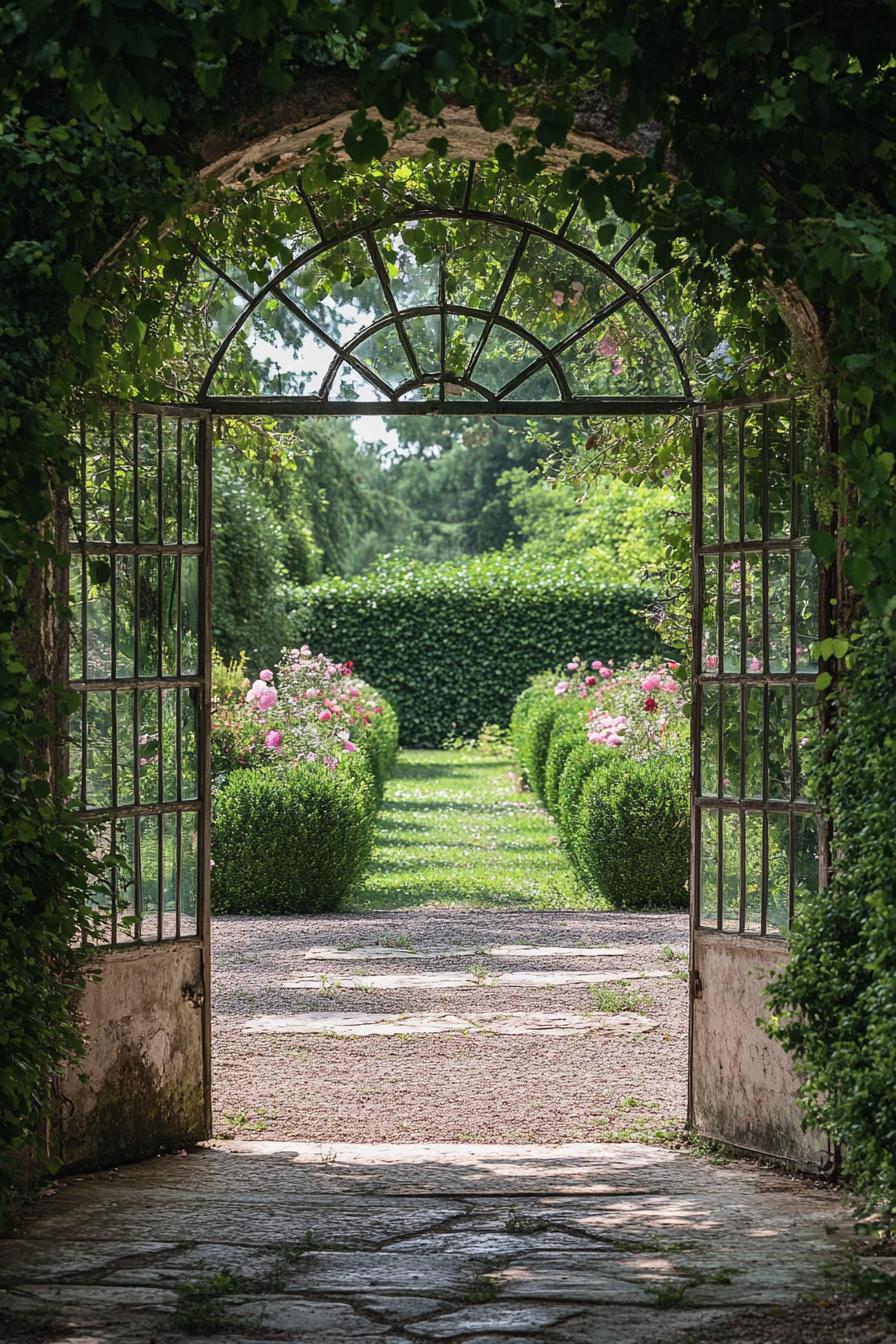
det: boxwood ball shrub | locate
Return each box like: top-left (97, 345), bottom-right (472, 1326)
top-left (576, 754), bottom-right (689, 910)
top-left (543, 722), bottom-right (586, 816)
top-left (291, 554), bottom-right (659, 746)
top-left (212, 766), bottom-right (376, 915)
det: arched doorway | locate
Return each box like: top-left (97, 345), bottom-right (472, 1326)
top-left (61, 158), bottom-right (827, 1171)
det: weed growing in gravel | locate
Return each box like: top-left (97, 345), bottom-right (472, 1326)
top-left (659, 945), bottom-right (688, 963)
top-left (380, 932), bottom-right (416, 950)
top-left (318, 974), bottom-right (341, 995)
top-left (468, 959), bottom-right (494, 985)
top-left (619, 1097), bottom-right (659, 1112)
top-left (588, 982), bottom-right (654, 1014)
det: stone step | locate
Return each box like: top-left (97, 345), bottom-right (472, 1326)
top-left (242, 1010), bottom-right (658, 1038)
top-left (281, 969), bottom-right (671, 991)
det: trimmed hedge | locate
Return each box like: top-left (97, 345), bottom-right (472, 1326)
top-left (511, 683), bottom-right (689, 911)
top-left (212, 762), bottom-right (377, 915)
top-left (291, 554), bottom-right (660, 746)
top-left (576, 755), bottom-right (689, 909)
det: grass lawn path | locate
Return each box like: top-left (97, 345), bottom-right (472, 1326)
top-left (350, 747), bottom-right (594, 912)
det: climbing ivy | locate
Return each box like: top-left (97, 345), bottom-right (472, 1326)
top-left (2, 2), bottom-right (896, 1201)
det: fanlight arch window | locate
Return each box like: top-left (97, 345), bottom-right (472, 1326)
top-left (192, 169), bottom-right (691, 413)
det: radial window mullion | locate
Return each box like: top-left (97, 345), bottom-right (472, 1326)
top-left (465, 230), bottom-right (527, 381)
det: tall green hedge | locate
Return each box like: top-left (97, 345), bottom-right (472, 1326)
top-left (291, 554), bottom-right (659, 746)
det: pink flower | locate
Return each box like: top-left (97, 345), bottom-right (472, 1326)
top-left (706, 654), bottom-right (719, 670)
top-left (607, 733), bottom-right (624, 746)
top-left (585, 675), bottom-right (596, 687)
top-left (567, 661), bottom-right (579, 672)
top-left (319, 708), bottom-right (332, 721)
top-left (599, 667), bottom-right (613, 679)
top-left (304, 687), bottom-right (320, 699)
top-left (591, 660), bottom-right (603, 670)
top-left (373, 705), bottom-right (383, 715)
top-left (551, 289), bottom-right (564, 306)
top-left (660, 679), bottom-right (678, 694)
top-left (610, 356), bottom-right (623, 375)
top-left (342, 740), bottom-right (358, 752)
top-left (644, 696), bottom-right (658, 713)
top-left (554, 681), bottom-right (569, 695)
top-left (264, 729), bottom-right (283, 753)
top-left (641, 672), bottom-right (663, 692)
top-left (256, 688), bottom-right (277, 711)
top-left (749, 656), bottom-right (761, 673)
top-left (666, 660), bottom-right (681, 670)
top-left (259, 669), bottom-right (274, 682)
top-left (597, 335), bottom-right (619, 358)
top-left (300, 644), bottom-right (312, 656)
top-left (588, 731), bottom-right (602, 744)
top-left (324, 755), bottom-right (338, 771)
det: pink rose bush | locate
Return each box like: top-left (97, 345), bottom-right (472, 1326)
top-left (547, 655), bottom-right (688, 762)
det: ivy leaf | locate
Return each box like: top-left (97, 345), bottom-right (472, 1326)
top-left (809, 531), bottom-right (835, 563)
top-left (57, 260), bottom-right (84, 296)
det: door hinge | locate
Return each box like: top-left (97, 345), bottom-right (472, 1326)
top-left (690, 968), bottom-right (703, 1000)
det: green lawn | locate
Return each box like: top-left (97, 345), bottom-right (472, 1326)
top-left (350, 748), bottom-right (596, 911)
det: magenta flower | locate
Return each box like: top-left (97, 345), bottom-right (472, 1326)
top-left (610, 355), bottom-right (623, 375)
top-left (259, 669), bottom-right (274, 682)
top-left (591, 660), bottom-right (603, 670)
top-left (342, 740), bottom-right (358, 752)
top-left (749, 656), bottom-right (761, 673)
top-left (706, 654), bottom-right (719, 669)
top-left (256, 688), bottom-right (277, 711)
top-left (318, 708), bottom-right (332, 722)
top-left (641, 672), bottom-right (663, 692)
top-left (585, 674), bottom-right (596, 687)
top-left (597, 335), bottom-right (620, 358)
top-left (599, 667), bottom-right (613, 679)
top-left (264, 729), bottom-right (283, 753)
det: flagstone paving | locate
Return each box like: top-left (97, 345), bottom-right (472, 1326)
top-left (0, 1141), bottom-right (858, 1344)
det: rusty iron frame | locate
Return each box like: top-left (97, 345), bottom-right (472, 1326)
top-left (691, 395), bottom-right (826, 943)
top-left (193, 186), bottom-right (691, 414)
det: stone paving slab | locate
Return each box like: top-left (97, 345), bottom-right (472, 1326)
top-left (0, 1143), bottom-right (853, 1344)
top-left (242, 1011), bottom-right (658, 1038)
top-left (282, 969), bottom-right (672, 990)
top-left (303, 944), bottom-right (632, 961)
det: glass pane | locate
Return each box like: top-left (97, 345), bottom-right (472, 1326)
top-left (117, 690), bottom-right (135, 807)
top-left (702, 415), bottom-right (719, 545)
top-left (767, 408), bottom-right (791, 538)
top-left (161, 420), bottom-right (180, 544)
top-left (138, 555), bottom-right (161, 678)
top-left (795, 686), bottom-right (819, 802)
top-left (767, 813), bottom-right (791, 935)
top-left (767, 551), bottom-right (791, 673)
top-left (795, 550), bottom-right (818, 672)
top-left (445, 220), bottom-right (520, 311)
top-left (68, 553), bottom-right (84, 681)
top-left (138, 814), bottom-right (159, 939)
top-left (742, 411), bottom-right (763, 541)
top-left (744, 686), bottom-right (764, 799)
top-left (744, 812), bottom-right (764, 933)
top-left (702, 555), bottom-right (719, 674)
top-left (162, 689), bottom-right (178, 802)
top-left (211, 304), bottom-right (335, 398)
top-left (181, 422), bottom-right (199, 544)
top-left (160, 556), bottom-right (178, 676)
top-left (280, 237), bottom-right (390, 343)
top-left (445, 314), bottom-right (486, 380)
top-left (473, 327), bottom-right (541, 393)
top-left (181, 688), bottom-right (199, 801)
top-left (700, 684), bottom-right (719, 796)
top-left (700, 808), bottom-right (720, 927)
top-left (768, 686), bottom-right (792, 801)
top-left (721, 411), bottom-right (740, 542)
top-left (85, 558), bottom-right (113, 680)
top-left (501, 233), bottom-right (621, 345)
top-left (84, 421), bottom-right (112, 543)
top-left (376, 222), bottom-right (442, 310)
top-left (723, 556), bottom-right (741, 674)
top-left (181, 814), bottom-right (199, 937)
top-left (85, 692), bottom-right (113, 810)
top-left (162, 812), bottom-right (179, 939)
top-left (115, 816), bottom-right (138, 944)
top-left (113, 415), bottom-right (134, 543)
top-left (180, 555), bottom-right (199, 675)
top-left (115, 556), bottom-right (136, 679)
top-left (794, 400), bottom-right (816, 536)
top-left (138, 688), bottom-right (161, 806)
top-left (136, 417), bottom-right (159, 544)
top-left (403, 315), bottom-right (442, 373)
top-left (506, 366), bottom-right (561, 401)
top-left (744, 552), bottom-right (763, 673)
top-left (721, 685), bottom-right (740, 799)
top-left (721, 811), bottom-right (741, 931)
top-left (330, 361), bottom-right (387, 401)
top-left (794, 813), bottom-right (820, 911)
top-left (354, 324), bottom-right (414, 389)
top-left (557, 304), bottom-right (681, 396)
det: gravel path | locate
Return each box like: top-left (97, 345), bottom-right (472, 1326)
top-left (212, 908), bottom-right (689, 1143)
top-left (212, 750), bottom-right (690, 1143)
